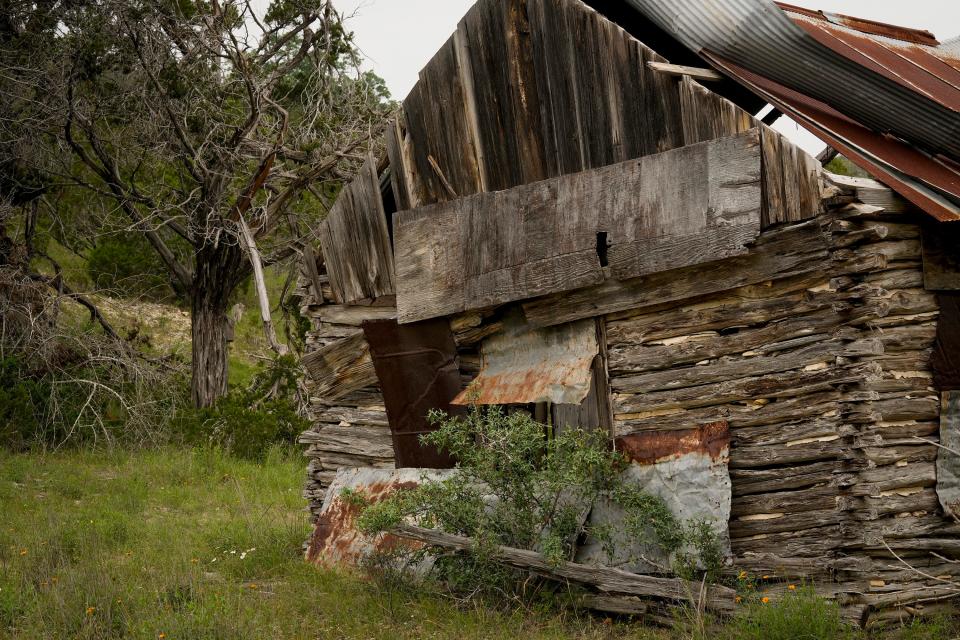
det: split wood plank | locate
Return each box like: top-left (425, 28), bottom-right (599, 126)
top-left (317, 153), bottom-right (395, 304)
top-left (384, 117), bottom-right (416, 211)
top-left (395, 130), bottom-right (763, 324)
top-left (459, 0), bottom-right (547, 191)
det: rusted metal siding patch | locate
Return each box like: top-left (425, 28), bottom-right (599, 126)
top-left (306, 467), bottom-right (453, 567)
top-left (936, 392), bottom-right (960, 519)
top-left (576, 422), bottom-right (732, 573)
top-left (452, 315), bottom-right (598, 406)
top-left (362, 318), bottom-right (462, 468)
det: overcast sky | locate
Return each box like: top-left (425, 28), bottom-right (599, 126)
top-left (335, 0), bottom-right (959, 155)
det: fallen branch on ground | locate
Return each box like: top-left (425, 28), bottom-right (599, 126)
top-left (390, 524), bottom-right (737, 615)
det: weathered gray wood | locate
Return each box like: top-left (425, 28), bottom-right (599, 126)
top-left (391, 525), bottom-right (736, 613)
top-left (679, 77), bottom-right (753, 146)
top-left (826, 173), bottom-right (909, 213)
top-left (301, 332), bottom-right (378, 401)
top-left (384, 116), bottom-right (418, 211)
top-left (578, 594), bottom-right (649, 616)
top-left (395, 131), bottom-right (763, 323)
top-left (316, 305), bottom-right (397, 327)
top-left (523, 219), bottom-right (828, 328)
top-left (318, 153), bottom-right (395, 304)
top-left (649, 61), bottom-right (723, 82)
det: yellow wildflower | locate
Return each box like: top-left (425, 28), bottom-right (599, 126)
top-left (788, 584), bottom-right (797, 591)
top-left (761, 575), bottom-right (769, 579)
top-left (85, 606), bottom-right (96, 616)
top-left (761, 597), bottom-right (770, 604)
top-left (738, 571), bottom-right (747, 579)
top-left (159, 634), bottom-right (166, 639)
top-left (248, 583), bottom-right (258, 590)
top-left (735, 596), bottom-right (742, 603)
top-left (19, 549), bottom-right (27, 556)
top-left (190, 558), bottom-right (199, 564)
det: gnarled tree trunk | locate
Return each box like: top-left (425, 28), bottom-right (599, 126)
top-left (190, 241), bottom-right (247, 408)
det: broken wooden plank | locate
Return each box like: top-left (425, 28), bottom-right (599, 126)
top-left (301, 332), bottom-right (378, 401)
top-left (395, 130), bottom-right (763, 324)
top-left (649, 61), bottom-right (723, 82)
top-left (391, 524), bottom-right (737, 614)
top-left (318, 153), bottom-right (395, 304)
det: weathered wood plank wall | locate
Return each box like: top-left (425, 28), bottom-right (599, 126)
top-left (450, 181), bottom-right (952, 625)
top-left (394, 0), bottom-right (818, 222)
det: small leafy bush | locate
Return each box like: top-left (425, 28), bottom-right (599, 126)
top-left (174, 355), bottom-right (308, 460)
top-left (355, 406), bottom-right (722, 600)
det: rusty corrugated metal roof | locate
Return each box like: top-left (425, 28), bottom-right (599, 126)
top-left (622, 0), bottom-right (960, 222)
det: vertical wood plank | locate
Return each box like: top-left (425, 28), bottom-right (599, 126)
top-left (318, 153), bottom-right (396, 304)
top-left (760, 126), bottom-right (786, 227)
top-left (384, 118), bottom-right (413, 212)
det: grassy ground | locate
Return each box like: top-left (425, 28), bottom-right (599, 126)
top-left (0, 447), bottom-right (678, 640)
top-left (2, 448), bottom-right (958, 640)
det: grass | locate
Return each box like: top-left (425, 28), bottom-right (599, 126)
top-left (0, 447), bottom-right (676, 640)
top-left (3, 448), bottom-right (958, 640)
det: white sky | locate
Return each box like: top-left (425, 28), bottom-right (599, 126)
top-left (336, 0), bottom-right (960, 155)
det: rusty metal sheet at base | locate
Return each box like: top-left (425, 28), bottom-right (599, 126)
top-left (936, 392), bottom-right (960, 519)
top-left (575, 422), bottom-right (732, 573)
top-left (362, 318), bottom-right (463, 469)
top-left (306, 467), bottom-right (455, 568)
top-left (452, 314), bottom-right (598, 406)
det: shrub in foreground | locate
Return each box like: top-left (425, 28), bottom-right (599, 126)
top-left (355, 406), bottom-right (723, 603)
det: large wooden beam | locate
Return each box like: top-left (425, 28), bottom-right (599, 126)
top-left (393, 130), bottom-right (763, 324)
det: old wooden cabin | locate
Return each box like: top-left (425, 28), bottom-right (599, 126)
top-left (295, 0), bottom-right (960, 627)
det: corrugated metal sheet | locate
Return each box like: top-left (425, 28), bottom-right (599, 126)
top-left (452, 315), bottom-right (598, 406)
top-left (576, 422), bottom-right (732, 572)
top-left (362, 318), bottom-right (461, 468)
top-left (621, 0), bottom-right (960, 221)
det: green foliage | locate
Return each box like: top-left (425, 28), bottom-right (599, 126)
top-left (729, 586), bottom-right (848, 640)
top-left (356, 406), bottom-right (723, 599)
top-left (86, 234), bottom-right (175, 300)
top-left (894, 615), bottom-right (960, 640)
top-left (0, 447), bottom-right (683, 640)
top-left (0, 356), bottom-right (43, 451)
top-left (173, 355), bottom-right (308, 460)
top-left (0, 347), bottom-right (173, 452)
top-left (824, 155), bottom-right (869, 179)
